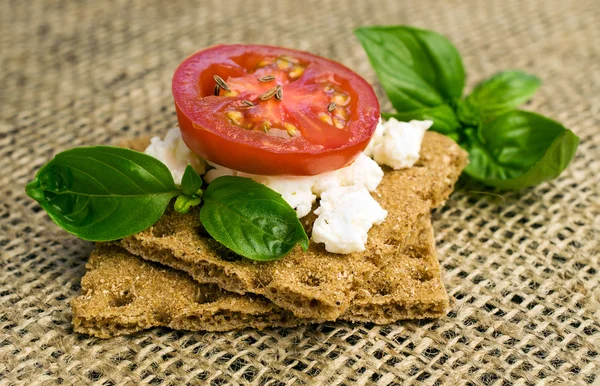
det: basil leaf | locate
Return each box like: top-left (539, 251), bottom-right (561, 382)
top-left (466, 70), bottom-right (541, 119)
top-left (355, 25), bottom-right (465, 110)
top-left (455, 99), bottom-right (482, 128)
top-left (25, 146), bottom-right (179, 241)
top-left (382, 104), bottom-right (460, 135)
top-left (200, 176), bottom-right (309, 261)
top-left (463, 111), bottom-right (579, 189)
top-left (180, 164), bottom-right (203, 195)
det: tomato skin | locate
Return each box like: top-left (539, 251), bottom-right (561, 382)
top-left (173, 44), bottom-right (380, 176)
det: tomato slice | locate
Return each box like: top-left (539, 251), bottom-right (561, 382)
top-left (172, 44), bottom-right (380, 176)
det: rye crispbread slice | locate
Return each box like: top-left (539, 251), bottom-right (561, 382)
top-left (72, 214), bottom-right (445, 338)
top-left (114, 131), bottom-right (467, 320)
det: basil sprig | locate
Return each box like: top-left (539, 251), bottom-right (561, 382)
top-left (26, 148), bottom-right (308, 260)
top-left (355, 25), bottom-right (579, 189)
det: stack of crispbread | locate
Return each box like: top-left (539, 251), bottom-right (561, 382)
top-left (71, 132), bottom-right (468, 338)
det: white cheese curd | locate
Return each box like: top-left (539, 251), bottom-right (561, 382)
top-left (312, 186), bottom-right (388, 254)
top-left (311, 153), bottom-right (383, 195)
top-left (365, 118), bottom-right (431, 170)
top-left (144, 128), bottom-right (206, 185)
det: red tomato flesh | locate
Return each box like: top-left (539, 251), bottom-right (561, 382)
top-left (172, 44), bottom-right (380, 176)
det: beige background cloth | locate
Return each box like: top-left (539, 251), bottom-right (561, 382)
top-left (1, 0), bottom-right (598, 384)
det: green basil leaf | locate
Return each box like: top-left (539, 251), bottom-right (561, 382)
top-left (355, 25), bottom-right (465, 110)
top-left (25, 146), bottom-right (179, 241)
top-left (200, 176), bottom-right (309, 261)
top-left (174, 194), bottom-right (202, 214)
top-left (466, 70), bottom-right (541, 119)
top-left (180, 164), bottom-right (203, 195)
top-left (463, 111), bottom-right (579, 189)
top-left (382, 104), bottom-right (460, 135)
top-left (455, 99), bottom-right (482, 128)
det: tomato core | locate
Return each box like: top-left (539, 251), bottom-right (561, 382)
top-left (173, 44), bottom-right (380, 175)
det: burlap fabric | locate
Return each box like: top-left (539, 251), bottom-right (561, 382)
top-left (1, 0), bottom-right (598, 384)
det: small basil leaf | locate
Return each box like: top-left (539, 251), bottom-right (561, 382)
top-left (181, 164), bottom-right (203, 195)
top-left (466, 70), bottom-right (541, 119)
top-left (355, 25), bottom-right (465, 110)
top-left (463, 111), bottom-right (579, 189)
top-left (25, 146), bottom-right (180, 241)
top-left (382, 104), bottom-right (460, 135)
top-left (200, 176), bottom-right (309, 261)
top-left (174, 194), bottom-right (202, 214)
top-left (455, 99), bottom-right (482, 128)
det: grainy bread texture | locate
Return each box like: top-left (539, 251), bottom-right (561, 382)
top-left (71, 245), bottom-right (310, 339)
top-left (72, 215), bottom-right (444, 338)
top-left (341, 214), bottom-right (448, 323)
top-left (116, 131), bottom-right (468, 320)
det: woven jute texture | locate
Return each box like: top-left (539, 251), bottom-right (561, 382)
top-left (1, 0), bottom-right (598, 385)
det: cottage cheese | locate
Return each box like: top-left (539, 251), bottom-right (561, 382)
top-left (311, 153), bottom-right (383, 195)
top-left (144, 128), bottom-right (206, 185)
top-left (364, 118), bottom-right (431, 169)
top-left (145, 117), bottom-right (429, 254)
top-left (311, 186), bottom-right (388, 254)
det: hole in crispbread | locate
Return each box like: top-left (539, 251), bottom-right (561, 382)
top-left (152, 222), bottom-right (177, 237)
top-left (377, 285), bottom-right (391, 296)
top-left (251, 278), bottom-right (265, 289)
top-left (153, 307), bottom-right (172, 324)
top-left (410, 268), bottom-right (434, 282)
top-left (385, 237), bottom-right (400, 246)
top-left (109, 290), bottom-right (134, 308)
top-left (194, 286), bottom-right (222, 304)
top-left (302, 274), bottom-right (321, 287)
top-left (309, 299), bottom-right (320, 308)
top-left (407, 245), bottom-right (429, 260)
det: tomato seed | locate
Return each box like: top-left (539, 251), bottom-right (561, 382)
top-left (289, 66), bottom-right (305, 79)
top-left (259, 87), bottom-right (278, 101)
top-left (276, 58), bottom-right (292, 70)
top-left (226, 111), bottom-right (244, 126)
top-left (257, 120), bottom-right (271, 133)
top-left (333, 93), bottom-right (350, 106)
top-left (257, 59), bottom-right (272, 68)
top-left (241, 100), bottom-right (255, 106)
top-left (333, 117), bottom-right (345, 129)
top-left (319, 113), bottom-right (333, 125)
top-left (275, 86), bottom-right (283, 101)
top-left (214, 84), bottom-right (221, 96)
top-left (213, 75), bottom-right (231, 92)
top-left (333, 107), bottom-right (348, 120)
top-left (283, 123), bottom-right (297, 137)
top-left (259, 75), bottom-right (275, 82)
top-left (327, 102), bottom-right (337, 112)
